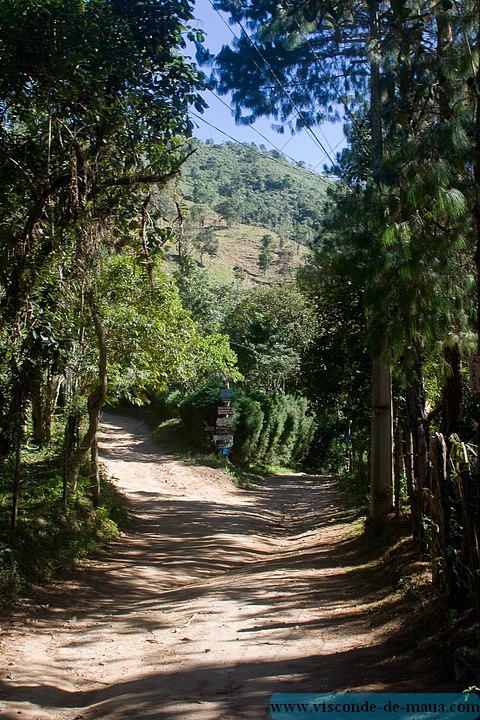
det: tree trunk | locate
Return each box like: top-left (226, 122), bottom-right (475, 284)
top-left (403, 430), bottom-right (414, 506)
top-left (405, 363), bottom-right (428, 540)
top-left (368, 355), bottom-right (395, 520)
top-left (368, 3), bottom-right (393, 517)
top-left (31, 366), bottom-right (50, 444)
top-left (6, 352), bottom-right (31, 540)
top-left (440, 343), bottom-right (462, 447)
top-left (417, 423), bottom-right (428, 552)
top-left (459, 468), bottom-right (480, 621)
top-left (473, 34), bottom-right (480, 464)
top-left (67, 291), bottom-right (107, 492)
top-left (370, 355), bottom-right (394, 515)
top-left (90, 435), bottom-right (100, 507)
top-left (394, 421), bottom-right (403, 517)
top-left (63, 410), bottom-right (80, 507)
top-left (9, 439), bottom-right (22, 545)
top-left (428, 432), bottom-right (447, 587)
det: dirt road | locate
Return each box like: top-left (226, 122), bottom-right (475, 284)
top-left (0, 414), bottom-right (448, 720)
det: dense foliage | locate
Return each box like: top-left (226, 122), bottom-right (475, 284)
top-left (223, 284), bottom-right (317, 391)
top-left (0, 0), bottom-right (240, 599)
top-left (180, 140), bottom-right (330, 242)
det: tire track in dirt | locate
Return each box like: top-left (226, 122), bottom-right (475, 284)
top-left (0, 413), bottom-right (450, 720)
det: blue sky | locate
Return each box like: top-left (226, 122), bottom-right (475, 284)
top-left (187, 0), bottom-right (347, 172)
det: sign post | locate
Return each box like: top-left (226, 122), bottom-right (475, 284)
top-left (204, 377), bottom-right (235, 459)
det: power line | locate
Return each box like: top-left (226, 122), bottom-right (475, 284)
top-left (206, 87), bottom-right (323, 168)
top-left (217, 0), bottom-right (339, 167)
top-left (312, 137), bottom-right (348, 171)
top-left (189, 110), bottom-right (335, 184)
top-left (292, 19), bottom-right (359, 127)
top-left (205, 0), bottom-right (341, 171)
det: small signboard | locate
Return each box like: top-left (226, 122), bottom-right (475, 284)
top-left (469, 355), bottom-right (480, 393)
top-left (213, 434), bottom-right (233, 446)
top-left (217, 406), bottom-right (234, 416)
top-left (216, 416), bottom-right (233, 428)
top-left (219, 388), bottom-right (234, 400)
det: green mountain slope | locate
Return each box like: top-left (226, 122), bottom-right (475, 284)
top-left (162, 140), bottom-right (332, 285)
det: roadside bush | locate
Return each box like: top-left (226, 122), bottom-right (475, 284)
top-left (147, 389), bottom-right (185, 423)
top-left (13, 493), bottom-right (118, 581)
top-left (177, 380), bottom-right (220, 449)
top-left (230, 391), bottom-right (264, 465)
top-left (304, 409), bottom-right (347, 473)
top-left (254, 394), bottom-right (275, 463)
top-left (0, 461), bottom-right (127, 606)
top-left (277, 397), bottom-right (305, 466)
top-left (263, 393), bottom-right (289, 463)
top-left (291, 403), bottom-right (316, 465)
top-left (0, 544), bottom-right (20, 600)
top-left (233, 390), bottom-right (314, 468)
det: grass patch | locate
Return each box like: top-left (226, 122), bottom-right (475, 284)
top-left (0, 435), bottom-right (129, 607)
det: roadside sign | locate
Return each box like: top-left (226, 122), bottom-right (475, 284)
top-left (213, 434), bottom-right (233, 446)
top-left (469, 355), bottom-right (480, 393)
top-left (219, 388), bottom-right (234, 400)
top-left (217, 406), bottom-right (234, 416)
top-left (216, 417), bottom-right (233, 428)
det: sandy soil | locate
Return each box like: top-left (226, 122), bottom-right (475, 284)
top-left (0, 413), bottom-right (452, 720)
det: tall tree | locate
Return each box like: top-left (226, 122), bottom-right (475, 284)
top-left (0, 0), bottom-right (207, 527)
top-left (224, 284), bottom-right (316, 392)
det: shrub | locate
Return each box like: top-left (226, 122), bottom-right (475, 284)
top-left (0, 468), bottom-right (126, 606)
top-left (148, 389), bottom-right (185, 422)
top-left (178, 380), bottom-right (221, 449)
top-left (230, 391), bottom-right (264, 465)
top-left (0, 544), bottom-right (20, 602)
top-left (233, 390), bottom-right (313, 468)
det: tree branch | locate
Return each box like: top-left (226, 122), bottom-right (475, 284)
top-left (97, 148), bottom-right (197, 190)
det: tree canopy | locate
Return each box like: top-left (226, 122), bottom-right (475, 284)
top-left (0, 0), bottom-right (239, 538)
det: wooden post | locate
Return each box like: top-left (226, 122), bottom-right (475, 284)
top-left (460, 468), bottom-right (480, 621)
top-left (368, 3), bottom-right (394, 517)
top-left (9, 439), bottom-right (22, 545)
top-left (428, 432), bottom-right (447, 587)
top-left (394, 422), bottom-right (403, 517)
top-left (417, 423), bottom-right (428, 550)
top-left (90, 435), bottom-right (100, 507)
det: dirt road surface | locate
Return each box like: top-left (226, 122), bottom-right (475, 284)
top-left (0, 413), bottom-right (449, 719)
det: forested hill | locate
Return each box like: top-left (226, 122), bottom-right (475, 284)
top-left (165, 140), bottom-right (332, 284)
top-left (181, 140), bottom-right (331, 244)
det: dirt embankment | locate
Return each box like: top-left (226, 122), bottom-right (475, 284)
top-left (0, 413), bottom-right (454, 720)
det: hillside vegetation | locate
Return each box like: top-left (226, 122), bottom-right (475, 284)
top-left (162, 139), bottom-right (332, 284)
